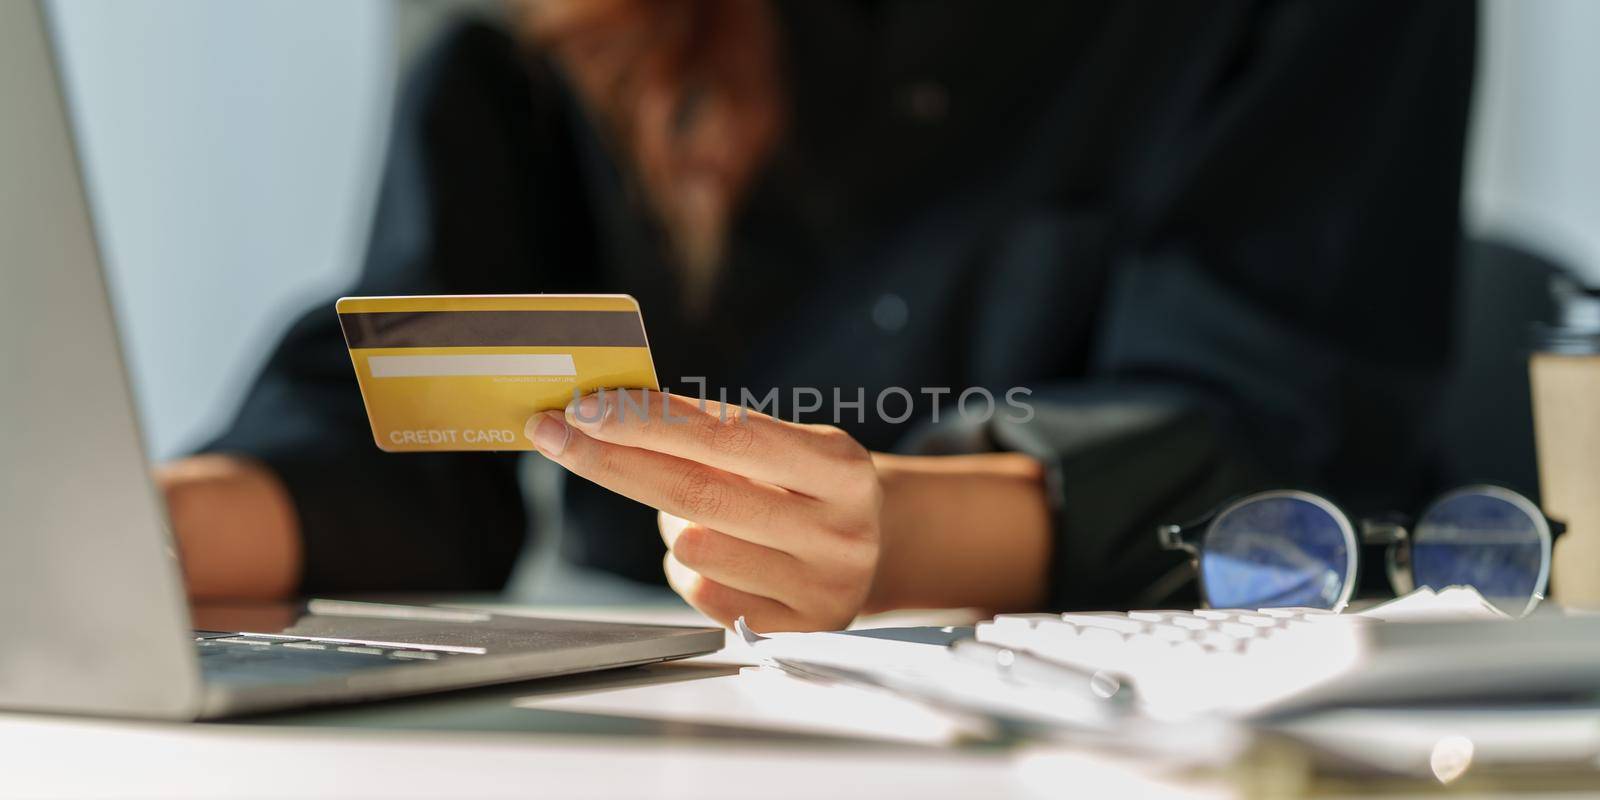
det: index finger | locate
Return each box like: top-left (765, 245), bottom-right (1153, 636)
top-left (562, 390), bottom-right (861, 499)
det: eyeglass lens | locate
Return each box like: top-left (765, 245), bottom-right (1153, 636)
top-left (1411, 490), bottom-right (1546, 615)
top-left (1200, 495), bottom-right (1352, 610)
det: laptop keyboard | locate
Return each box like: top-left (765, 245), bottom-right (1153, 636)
top-left (194, 632), bottom-right (478, 685)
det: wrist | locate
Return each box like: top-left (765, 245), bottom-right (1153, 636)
top-left (159, 455), bottom-right (302, 600)
top-left (866, 451), bottom-right (1051, 614)
top-left (865, 453), bottom-right (909, 611)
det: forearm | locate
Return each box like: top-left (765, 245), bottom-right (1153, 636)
top-left (158, 455), bottom-right (303, 600)
top-left (866, 452), bottom-right (1051, 614)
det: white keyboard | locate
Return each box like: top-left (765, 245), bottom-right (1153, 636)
top-left (970, 607), bottom-right (1600, 721)
top-left (975, 608), bottom-right (1370, 719)
top-left (980, 607), bottom-right (1353, 654)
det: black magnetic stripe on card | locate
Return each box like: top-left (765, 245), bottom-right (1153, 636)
top-left (339, 310), bottom-right (647, 349)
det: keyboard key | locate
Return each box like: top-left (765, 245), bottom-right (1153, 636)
top-left (990, 613), bottom-right (1060, 629)
top-left (1234, 614), bottom-right (1280, 628)
top-left (390, 650), bottom-right (439, 661)
top-left (1216, 622), bottom-right (1262, 639)
top-left (1257, 607), bottom-right (1334, 618)
top-left (1075, 627), bottom-right (1127, 645)
top-left (1060, 613), bottom-right (1146, 634)
top-left (1167, 615), bottom-right (1213, 631)
top-left (1193, 609), bottom-right (1237, 620)
top-left (281, 642), bottom-right (328, 651)
top-left (336, 646), bottom-right (385, 656)
top-left (975, 622), bottom-right (1037, 651)
top-left (1126, 610), bottom-right (1185, 623)
top-left (1032, 619), bottom-right (1080, 638)
top-left (215, 636), bottom-right (272, 646)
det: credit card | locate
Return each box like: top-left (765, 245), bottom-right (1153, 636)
top-left (336, 295), bottom-right (658, 452)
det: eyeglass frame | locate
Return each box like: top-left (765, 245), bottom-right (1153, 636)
top-left (1157, 484), bottom-right (1565, 616)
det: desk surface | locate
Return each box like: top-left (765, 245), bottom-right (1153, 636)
top-left (5, 602), bottom-right (1599, 798)
top-left (0, 603), bottom-right (1230, 799)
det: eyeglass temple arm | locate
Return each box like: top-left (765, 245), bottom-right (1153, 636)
top-left (1157, 519), bottom-right (1208, 556)
top-left (1361, 511), bottom-right (1568, 543)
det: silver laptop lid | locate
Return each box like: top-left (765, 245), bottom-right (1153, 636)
top-left (0, 0), bottom-right (201, 718)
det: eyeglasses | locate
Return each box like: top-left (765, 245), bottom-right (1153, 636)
top-left (1157, 485), bottom-right (1564, 617)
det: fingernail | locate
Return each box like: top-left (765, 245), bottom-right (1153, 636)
top-left (568, 393), bottom-right (603, 430)
top-left (526, 412), bottom-right (570, 456)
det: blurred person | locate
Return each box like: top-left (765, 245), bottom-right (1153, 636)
top-left (159, 0), bottom-right (1475, 631)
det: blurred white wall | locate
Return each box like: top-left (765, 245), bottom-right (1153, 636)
top-left (41, 0), bottom-right (1600, 461)
top-left (48, 0), bottom-right (395, 459)
top-left (1468, 0), bottom-right (1600, 280)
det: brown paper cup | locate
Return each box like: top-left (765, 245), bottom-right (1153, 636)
top-left (1532, 336), bottom-right (1600, 608)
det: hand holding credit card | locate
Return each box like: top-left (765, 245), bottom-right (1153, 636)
top-left (337, 295), bottom-right (658, 452)
top-left (340, 294), bottom-right (890, 633)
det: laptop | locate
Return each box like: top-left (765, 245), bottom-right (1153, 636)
top-left (0, 0), bottom-right (722, 720)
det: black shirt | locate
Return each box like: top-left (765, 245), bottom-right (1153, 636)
top-left (207, 1), bottom-right (1475, 609)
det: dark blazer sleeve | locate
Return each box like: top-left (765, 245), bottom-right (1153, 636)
top-left (201, 22), bottom-right (578, 592)
top-left (963, 2), bottom-right (1475, 610)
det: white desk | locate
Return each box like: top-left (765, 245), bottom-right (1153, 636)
top-left (13, 601), bottom-right (1600, 797)
top-left (0, 604), bottom-right (1226, 799)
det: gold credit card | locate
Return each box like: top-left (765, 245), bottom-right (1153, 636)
top-left (336, 295), bottom-right (658, 452)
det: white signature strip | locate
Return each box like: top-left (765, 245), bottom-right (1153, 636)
top-left (368, 353), bottom-right (576, 378)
